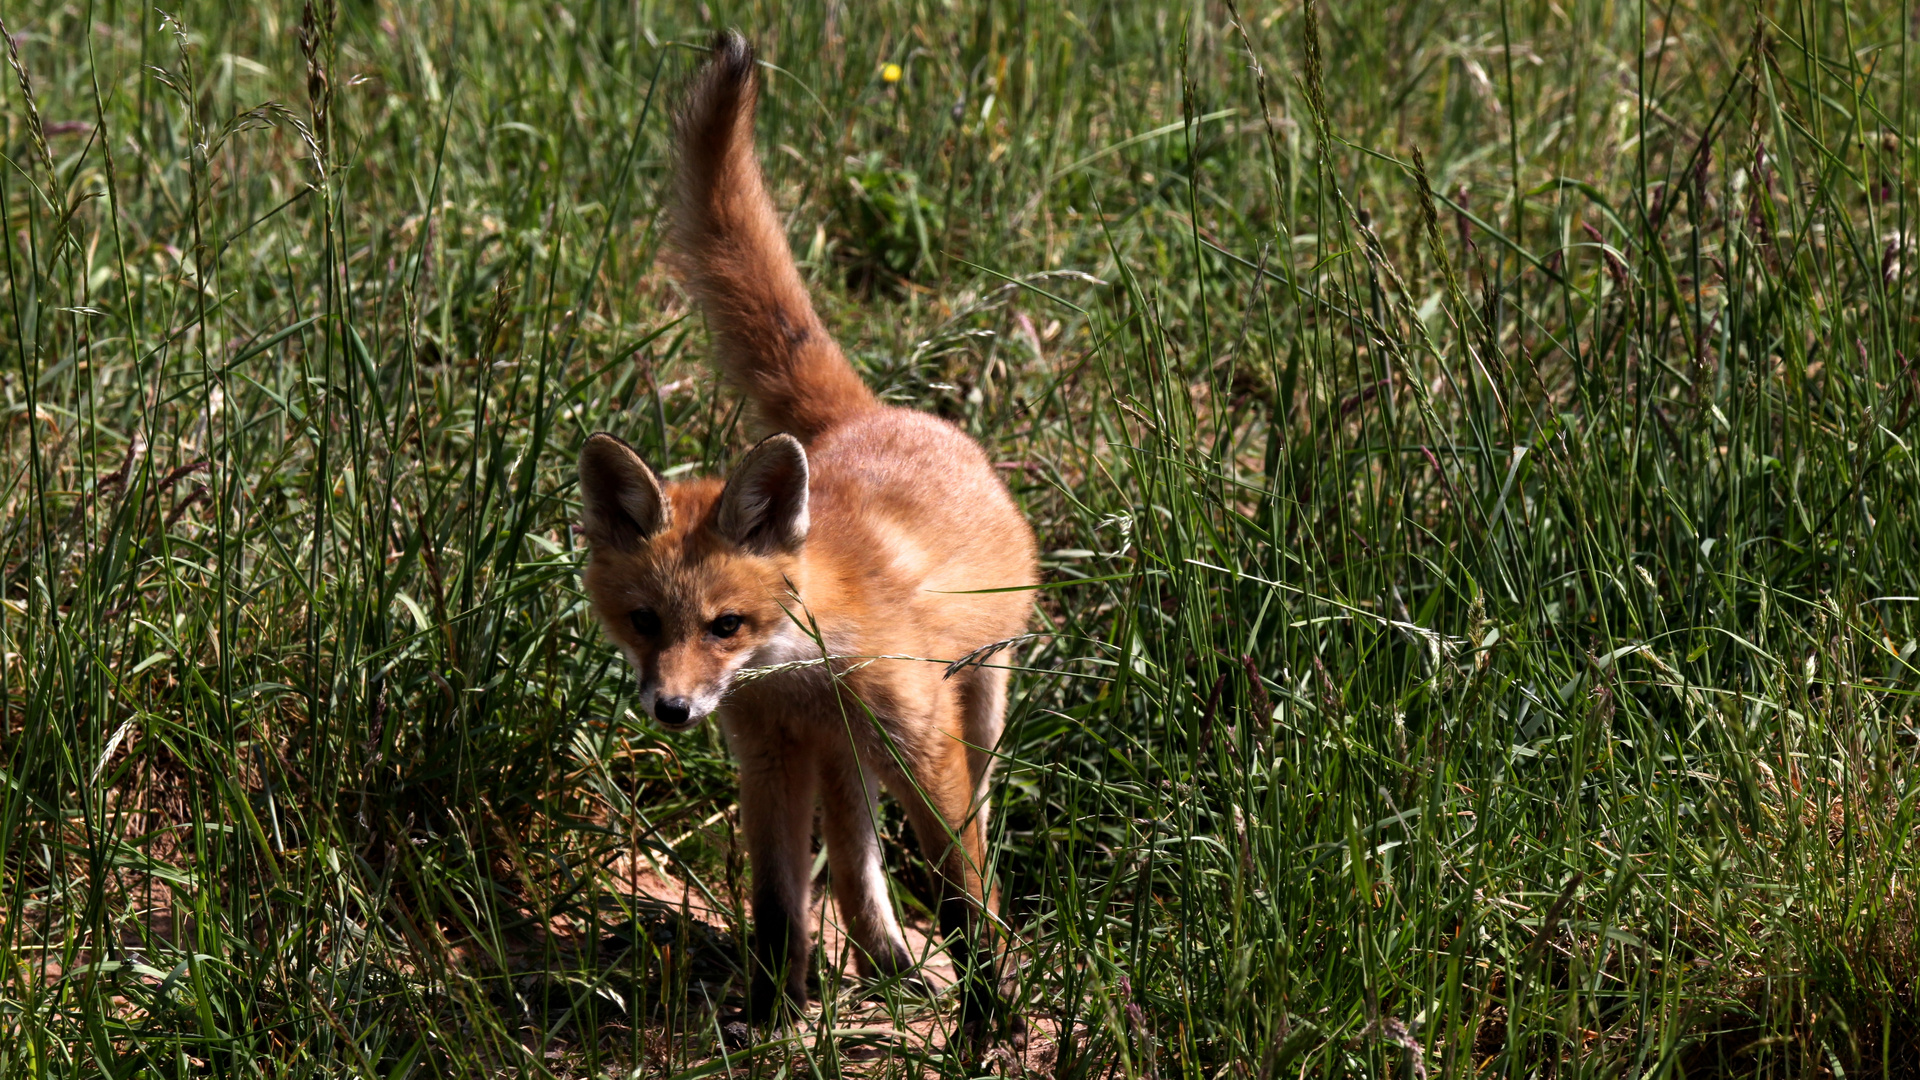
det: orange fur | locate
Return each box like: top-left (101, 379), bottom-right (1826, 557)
top-left (578, 31), bottom-right (1036, 1045)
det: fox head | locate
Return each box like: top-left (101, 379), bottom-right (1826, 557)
top-left (577, 432), bottom-right (810, 731)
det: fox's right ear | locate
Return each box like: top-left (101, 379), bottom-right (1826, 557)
top-left (579, 433), bottom-right (670, 552)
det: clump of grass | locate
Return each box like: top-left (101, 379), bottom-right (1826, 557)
top-left (4, 0), bottom-right (1920, 1076)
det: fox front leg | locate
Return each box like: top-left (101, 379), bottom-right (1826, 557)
top-left (731, 724), bottom-right (819, 1022)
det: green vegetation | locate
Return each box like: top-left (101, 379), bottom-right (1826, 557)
top-left (6, 0), bottom-right (1920, 1075)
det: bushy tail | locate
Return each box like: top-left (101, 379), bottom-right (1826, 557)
top-left (668, 32), bottom-right (875, 441)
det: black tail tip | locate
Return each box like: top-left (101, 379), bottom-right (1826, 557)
top-left (707, 30), bottom-right (754, 84)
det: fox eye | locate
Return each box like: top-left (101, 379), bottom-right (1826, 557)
top-left (629, 609), bottom-right (661, 637)
top-left (709, 614), bottom-right (744, 639)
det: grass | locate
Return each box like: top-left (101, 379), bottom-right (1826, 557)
top-left (5, 0), bottom-right (1920, 1075)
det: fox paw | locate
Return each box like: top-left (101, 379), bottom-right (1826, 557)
top-left (951, 991), bottom-right (1027, 1056)
top-left (744, 971), bottom-right (807, 1027)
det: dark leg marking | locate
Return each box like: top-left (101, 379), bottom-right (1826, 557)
top-left (747, 882), bottom-right (804, 1023)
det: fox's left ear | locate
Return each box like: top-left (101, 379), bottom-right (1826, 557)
top-left (716, 433), bottom-right (809, 554)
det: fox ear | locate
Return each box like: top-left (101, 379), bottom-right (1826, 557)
top-left (579, 433), bottom-right (670, 551)
top-left (716, 434), bottom-right (809, 554)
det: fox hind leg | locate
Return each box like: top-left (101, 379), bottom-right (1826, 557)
top-left (953, 660), bottom-right (1026, 1047)
top-left (955, 660), bottom-right (1012, 838)
top-left (883, 723), bottom-right (1025, 1049)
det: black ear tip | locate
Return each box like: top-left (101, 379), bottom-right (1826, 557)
top-left (580, 430), bottom-right (628, 462)
top-left (580, 432), bottom-right (666, 482)
top-left (709, 30), bottom-right (754, 82)
top-left (756, 432), bottom-right (807, 467)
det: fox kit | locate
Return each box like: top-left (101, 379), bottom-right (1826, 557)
top-left (577, 33), bottom-right (1035, 1043)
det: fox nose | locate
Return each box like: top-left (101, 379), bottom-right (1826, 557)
top-left (653, 696), bottom-right (694, 728)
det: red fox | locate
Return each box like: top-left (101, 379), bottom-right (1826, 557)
top-left (576, 32), bottom-right (1035, 1045)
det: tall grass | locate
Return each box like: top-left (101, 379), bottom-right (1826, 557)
top-left (5, 0), bottom-right (1920, 1075)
